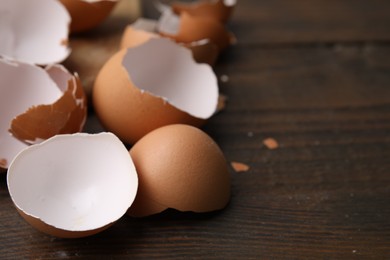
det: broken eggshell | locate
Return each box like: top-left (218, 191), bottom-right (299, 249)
top-left (59, 0), bottom-right (119, 33)
top-left (93, 38), bottom-right (219, 144)
top-left (0, 58), bottom-right (87, 170)
top-left (171, 0), bottom-right (236, 23)
top-left (157, 8), bottom-right (233, 51)
top-left (0, 0), bottom-right (70, 65)
top-left (128, 124), bottom-right (231, 217)
top-left (7, 132), bottom-right (138, 238)
top-left (120, 18), bottom-right (218, 65)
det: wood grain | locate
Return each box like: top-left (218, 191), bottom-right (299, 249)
top-left (1, 0), bottom-right (390, 258)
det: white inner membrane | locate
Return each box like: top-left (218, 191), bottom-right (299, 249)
top-left (7, 133), bottom-right (138, 231)
top-left (122, 38), bottom-right (218, 119)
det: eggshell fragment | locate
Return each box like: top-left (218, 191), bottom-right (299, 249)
top-left (7, 133), bottom-right (138, 238)
top-left (0, 59), bottom-right (87, 170)
top-left (157, 9), bottom-right (233, 51)
top-left (231, 161), bottom-right (250, 173)
top-left (0, 0), bottom-right (70, 65)
top-left (59, 0), bottom-right (118, 33)
top-left (128, 124), bottom-right (230, 217)
top-left (93, 38), bottom-right (219, 144)
top-left (120, 18), bottom-right (218, 65)
top-left (263, 137), bottom-right (279, 150)
top-left (217, 93), bottom-right (228, 112)
top-left (171, 0), bottom-right (236, 23)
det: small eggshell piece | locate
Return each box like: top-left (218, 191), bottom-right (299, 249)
top-left (263, 137), bottom-right (279, 150)
top-left (231, 161), bottom-right (250, 173)
top-left (7, 133), bottom-right (138, 238)
top-left (128, 124), bottom-right (230, 217)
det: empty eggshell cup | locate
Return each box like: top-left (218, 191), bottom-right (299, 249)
top-left (128, 124), bottom-right (231, 217)
top-left (59, 0), bottom-right (119, 33)
top-left (93, 38), bottom-right (219, 144)
top-left (7, 133), bottom-right (138, 238)
top-left (0, 58), bottom-right (87, 170)
top-left (0, 0), bottom-right (70, 65)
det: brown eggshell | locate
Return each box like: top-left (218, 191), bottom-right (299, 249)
top-left (120, 19), bottom-right (218, 65)
top-left (93, 49), bottom-right (204, 144)
top-left (127, 190), bottom-right (168, 217)
top-left (60, 0), bottom-right (118, 33)
top-left (9, 72), bottom-right (86, 144)
top-left (0, 60), bottom-right (87, 170)
top-left (7, 133), bottom-right (138, 238)
top-left (157, 9), bottom-right (233, 51)
top-left (93, 39), bottom-right (218, 144)
top-left (16, 208), bottom-right (113, 238)
top-left (128, 124), bottom-right (231, 217)
top-left (172, 0), bottom-right (236, 23)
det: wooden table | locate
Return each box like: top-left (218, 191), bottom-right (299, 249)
top-left (1, 0), bottom-right (390, 258)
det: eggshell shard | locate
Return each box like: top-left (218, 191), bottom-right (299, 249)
top-left (217, 93), bottom-right (228, 112)
top-left (10, 67), bottom-right (87, 144)
top-left (171, 0), bottom-right (237, 23)
top-left (120, 18), bottom-right (218, 65)
top-left (157, 9), bottom-right (233, 51)
top-left (128, 124), bottom-right (231, 217)
top-left (231, 161), bottom-right (250, 173)
top-left (0, 59), bottom-right (87, 170)
top-left (0, 0), bottom-right (70, 65)
top-left (7, 133), bottom-right (138, 238)
top-left (59, 0), bottom-right (118, 33)
top-left (93, 38), bottom-right (219, 144)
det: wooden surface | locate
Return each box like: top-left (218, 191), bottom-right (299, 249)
top-left (1, 0), bottom-right (390, 258)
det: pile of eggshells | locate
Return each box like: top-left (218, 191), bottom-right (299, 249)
top-left (0, 0), bottom-right (236, 238)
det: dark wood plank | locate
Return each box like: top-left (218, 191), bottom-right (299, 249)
top-left (233, 0), bottom-right (390, 44)
top-left (1, 0), bottom-right (390, 259)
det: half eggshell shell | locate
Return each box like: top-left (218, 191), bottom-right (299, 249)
top-left (7, 133), bottom-right (138, 238)
top-left (59, 0), bottom-right (119, 33)
top-left (0, 0), bottom-right (70, 65)
top-left (93, 38), bottom-right (219, 144)
top-left (0, 59), bottom-right (87, 170)
top-left (128, 124), bottom-right (231, 217)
